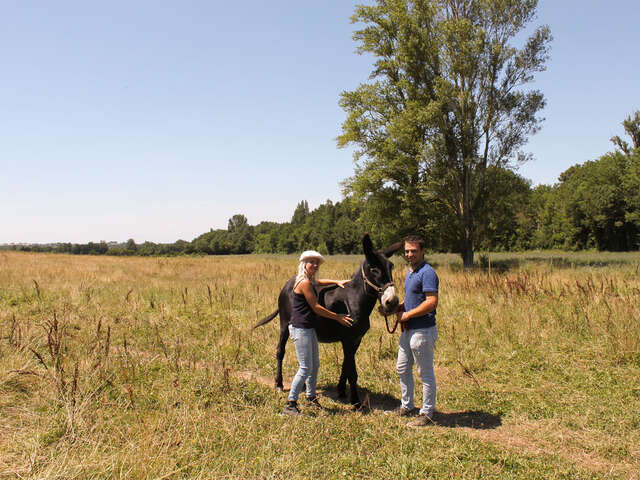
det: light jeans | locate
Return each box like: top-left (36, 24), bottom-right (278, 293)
top-left (288, 325), bottom-right (319, 402)
top-left (396, 326), bottom-right (437, 417)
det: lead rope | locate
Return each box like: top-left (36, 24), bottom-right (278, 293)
top-left (384, 312), bottom-right (398, 334)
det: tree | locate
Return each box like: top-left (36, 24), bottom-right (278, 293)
top-left (338, 0), bottom-right (551, 267)
top-left (613, 110), bottom-right (640, 249)
top-left (556, 156), bottom-right (630, 250)
top-left (623, 149), bottom-right (640, 247)
top-left (528, 155), bottom-right (640, 252)
top-left (125, 238), bottom-right (138, 254)
top-left (291, 200), bottom-right (310, 225)
top-left (227, 214), bottom-right (249, 233)
top-left (611, 110), bottom-right (640, 156)
top-left (227, 214), bottom-right (253, 253)
top-left (473, 166), bottom-right (532, 251)
top-left (252, 221), bottom-right (280, 253)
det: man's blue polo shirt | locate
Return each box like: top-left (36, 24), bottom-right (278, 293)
top-left (404, 261), bottom-right (438, 330)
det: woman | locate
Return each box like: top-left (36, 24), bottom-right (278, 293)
top-left (283, 250), bottom-right (353, 415)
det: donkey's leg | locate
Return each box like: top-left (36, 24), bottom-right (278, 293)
top-left (275, 322), bottom-right (289, 391)
top-left (340, 338), bottom-right (362, 406)
top-left (337, 356), bottom-right (348, 398)
top-left (336, 300), bottom-right (353, 399)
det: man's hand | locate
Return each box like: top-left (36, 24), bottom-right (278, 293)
top-left (396, 311), bottom-right (408, 332)
top-left (396, 311), bottom-right (407, 332)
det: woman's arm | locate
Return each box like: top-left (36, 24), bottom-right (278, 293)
top-left (316, 278), bottom-right (351, 289)
top-left (298, 280), bottom-right (353, 326)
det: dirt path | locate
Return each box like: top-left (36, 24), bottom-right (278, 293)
top-left (236, 370), bottom-right (287, 391)
top-left (465, 421), bottom-right (638, 479)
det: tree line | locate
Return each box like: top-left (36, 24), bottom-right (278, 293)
top-left (6, 120), bottom-right (640, 258)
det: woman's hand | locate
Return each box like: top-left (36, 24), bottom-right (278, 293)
top-left (337, 315), bottom-right (354, 327)
top-left (336, 280), bottom-right (351, 289)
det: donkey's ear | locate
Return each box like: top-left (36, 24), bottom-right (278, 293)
top-left (362, 233), bottom-right (374, 255)
top-left (381, 241), bottom-right (403, 258)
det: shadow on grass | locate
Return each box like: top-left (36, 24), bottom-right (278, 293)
top-left (431, 410), bottom-right (502, 429)
top-left (282, 383), bottom-right (502, 428)
top-left (316, 385), bottom-right (397, 414)
top-left (318, 386), bottom-right (502, 429)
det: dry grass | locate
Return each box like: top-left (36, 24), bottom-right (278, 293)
top-left (1, 250), bottom-right (639, 479)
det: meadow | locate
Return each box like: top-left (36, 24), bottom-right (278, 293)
top-left (1, 249), bottom-right (639, 479)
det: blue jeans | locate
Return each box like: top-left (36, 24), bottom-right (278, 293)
top-left (288, 325), bottom-right (319, 402)
top-left (396, 326), bottom-right (437, 417)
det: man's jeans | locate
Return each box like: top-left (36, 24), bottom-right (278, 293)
top-left (288, 325), bottom-right (319, 402)
top-left (397, 326), bottom-right (437, 417)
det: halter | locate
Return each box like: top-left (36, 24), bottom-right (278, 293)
top-left (360, 263), bottom-right (393, 298)
top-left (360, 263), bottom-right (398, 334)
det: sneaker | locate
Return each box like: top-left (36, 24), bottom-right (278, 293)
top-left (282, 400), bottom-right (301, 416)
top-left (306, 396), bottom-right (322, 408)
top-left (407, 413), bottom-right (434, 427)
top-left (385, 406), bottom-right (414, 417)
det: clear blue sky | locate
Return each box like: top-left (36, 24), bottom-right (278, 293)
top-left (1, 1), bottom-right (638, 244)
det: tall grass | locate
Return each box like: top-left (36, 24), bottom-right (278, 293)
top-left (1, 250), bottom-right (638, 479)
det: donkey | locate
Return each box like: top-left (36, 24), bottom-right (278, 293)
top-left (254, 233), bottom-right (401, 406)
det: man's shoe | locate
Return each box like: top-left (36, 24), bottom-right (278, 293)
top-left (282, 400), bottom-right (301, 416)
top-left (385, 406), bottom-right (414, 417)
top-left (306, 396), bottom-right (322, 408)
top-left (407, 413), bottom-right (434, 427)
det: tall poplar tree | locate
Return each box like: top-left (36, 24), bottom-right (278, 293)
top-left (338, 0), bottom-right (551, 267)
top-left (611, 110), bottom-right (640, 156)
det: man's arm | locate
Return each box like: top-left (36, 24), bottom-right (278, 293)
top-left (399, 293), bottom-right (438, 323)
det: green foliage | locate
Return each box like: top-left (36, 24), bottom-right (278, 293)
top-left (227, 214), bottom-right (253, 254)
top-left (559, 154), bottom-right (633, 250)
top-left (124, 238), bottom-right (138, 254)
top-left (473, 167), bottom-right (533, 251)
top-left (188, 199), bottom-right (365, 256)
top-left (338, 0), bottom-right (551, 267)
top-left (610, 110), bottom-right (640, 155)
top-left (624, 149), bottom-right (640, 231)
top-left (524, 111), bottom-right (640, 251)
top-left (290, 200), bottom-right (309, 225)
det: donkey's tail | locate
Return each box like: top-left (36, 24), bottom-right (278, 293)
top-left (253, 309), bottom-right (279, 329)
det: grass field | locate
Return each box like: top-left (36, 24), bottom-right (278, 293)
top-left (1, 250), bottom-right (639, 479)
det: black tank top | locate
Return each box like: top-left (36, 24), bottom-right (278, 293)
top-left (291, 291), bottom-right (315, 329)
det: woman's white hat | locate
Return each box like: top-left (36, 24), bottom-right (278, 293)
top-left (299, 250), bottom-right (325, 264)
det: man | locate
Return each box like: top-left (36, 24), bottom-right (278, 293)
top-left (391, 235), bottom-right (439, 427)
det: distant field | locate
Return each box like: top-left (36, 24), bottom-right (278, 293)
top-left (1, 250), bottom-right (639, 479)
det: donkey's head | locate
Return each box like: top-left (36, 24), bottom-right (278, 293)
top-left (361, 234), bottom-right (401, 314)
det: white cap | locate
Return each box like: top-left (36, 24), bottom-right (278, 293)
top-left (299, 250), bottom-right (325, 264)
